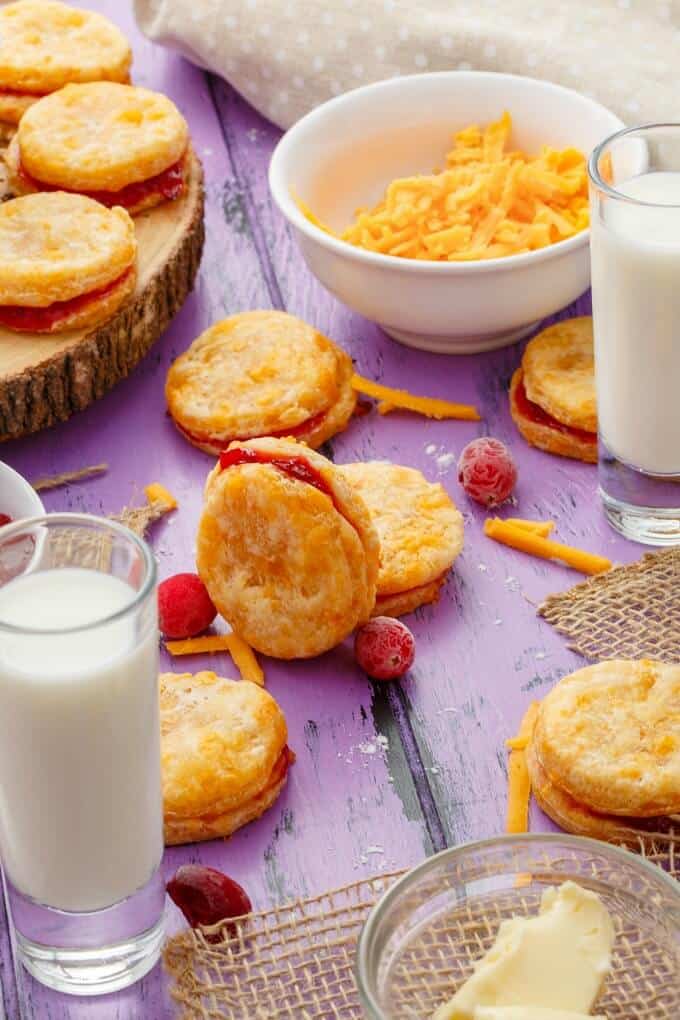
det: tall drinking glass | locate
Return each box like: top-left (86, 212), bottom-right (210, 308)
top-left (589, 124), bottom-right (680, 545)
top-left (0, 513), bottom-right (164, 995)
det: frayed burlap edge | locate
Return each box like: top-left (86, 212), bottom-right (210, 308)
top-left (111, 500), bottom-right (172, 537)
top-left (24, 461), bottom-right (173, 537)
top-left (538, 547), bottom-right (680, 662)
top-left (163, 840), bottom-right (678, 1020)
top-left (32, 463), bottom-right (108, 492)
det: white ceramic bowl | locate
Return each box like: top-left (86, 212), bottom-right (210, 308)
top-left (269, 72), bottom-right (624, 354)
top-left (0, 461), bottom-right (44, 525)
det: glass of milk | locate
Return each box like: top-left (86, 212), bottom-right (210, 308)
top-left (0, 513), bottom-right (164, 995)
top-left (589, 124), bottom-right (680, 544)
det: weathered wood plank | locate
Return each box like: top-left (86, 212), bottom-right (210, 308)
top-left (205, 82), bottom-right (642, 851)
top-left (0, 5), bottom-right (432, 1017)
top-left (0, 6), bottom-right (650, 1018)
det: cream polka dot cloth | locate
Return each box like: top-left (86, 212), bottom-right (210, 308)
top-left (135, 0), bottom-right (680, 129)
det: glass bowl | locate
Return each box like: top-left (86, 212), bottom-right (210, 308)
top-left (356, 834), bottom-right (680, 1019)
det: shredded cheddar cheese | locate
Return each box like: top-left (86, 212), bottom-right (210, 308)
top-left (506, 701), bottom-right (540, 834)
top-left (301, 113), bottom-right (588, 261)
top-left (506, 701), bottom-right (540, 752)
top-left (165, 634), bottom-right (265, 687)
top-left (504, 517), bottom-right (555, 538)
top-left (484, 518), bottom-right (612, 576)
top-left (222, 632), bottom-right (265, 687)
top-left (144, 482), bottom-right (178, 510)
top-left (352, 374), bottom-right (481, 421)
top-left (295, 194), bottom-right (334, 235)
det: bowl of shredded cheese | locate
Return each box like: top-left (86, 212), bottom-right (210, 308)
top-left (269, 72), bottom-right (623, 354)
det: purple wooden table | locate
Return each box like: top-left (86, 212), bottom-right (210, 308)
top-left (0, 4), bottom-right (643, 1017)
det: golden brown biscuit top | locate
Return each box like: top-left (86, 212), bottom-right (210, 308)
top-left (535, 659), bottom-right (680, 817)
top-left (166, 311), bottom-right (351, 439)
top-left (0, 192), bottom-right (136, 306)
top-left (18, 83), bottom-right (188, 192)
top-left (160, 671), bottom-right (288, 821)
top-left (209, 437), bottom-right (380, 544)
top-left (0, 1), bottom-right (131, 94)
top-left (522, 317), bottom-right (596, 433)
top-left (198, 438), bottom-right (380, 659)
top-left (339, 461), bottom-right (464, 596)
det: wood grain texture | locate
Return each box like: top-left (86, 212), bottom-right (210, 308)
top-left (0, 5), bottom-right (430, 1016)
top-left (0, 4), bottom-right (648, 1018)
top-left (206, 81), bottom-right (643, 851)
top-left (0, 151), bottom-right (204, 442)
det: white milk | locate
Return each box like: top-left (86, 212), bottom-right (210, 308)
top-left (590, 171), bottom-right (680, 474)
top-left (0, 568), bottom-right (162, 913)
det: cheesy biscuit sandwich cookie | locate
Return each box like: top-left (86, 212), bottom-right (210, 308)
top-left (196, 438), bottom-right (380, 659)
top-left (0, 192), bottom-right (136, 333)
top-left (526, 737), bottom-right (674, 848)
top-left (339, 462), bottom-right (464, 617)
top-left (161, 671), bottom-right (294, 845)
top-left (510, 317), bottom-right (597, 463)
top-left (7, 82), bottom-right (189, 215)
top-left (533, 659), bottom-right (680, 818)
top-left (166, 311), bottom-right (357, 454)
top-left (0, 1), bottom-right (131, 138)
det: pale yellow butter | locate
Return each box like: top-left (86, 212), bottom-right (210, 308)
top-left (432, 882), bottom-right (613, 1020)
top-left (474, 1008), bottom-right (606, 1019)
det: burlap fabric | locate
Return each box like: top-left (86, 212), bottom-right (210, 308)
top-left (539, 547), bottom-right (680, 663)
top-left (164, 838), bottom-right (679, 1020)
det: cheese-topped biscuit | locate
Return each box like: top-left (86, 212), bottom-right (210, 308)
top-left (0, 2), bottom-right (130, 119)
top-left (0, 192), bottom-right (136, 332)
top-left (510, 368), bottom-right (597, 464)
top-left (8, 83), bottom-right (188, 213)
top-left (522, 317), bottom-right (596, 433)
top-left (161, 671), bottom-right (293, 846)
top-left (339, 461), bottom-right (463, 616)
top-left (534, 659), bottom-right (680, 818)
top-left (166, 311), bottom-right (357, 454)
top-left (196, 438), bottom-right (380, 659)
top-left (526, 737), bottom-right (673, 848)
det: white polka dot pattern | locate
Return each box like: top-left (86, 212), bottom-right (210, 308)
top-left (134, 0), bottom-right (679, 130)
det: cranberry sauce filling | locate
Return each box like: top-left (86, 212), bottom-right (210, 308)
top-left (515, 374), bottom-right (596, 444)
top-left (0, 266), bottom-right (133, 331)
top-left (0, 87), bottom-right (47, 99)
top-left (219, 447), bottom-right (336, 502)
top-left (0, 514), bottom-right (12, 527)
top-left (177, 409), bottom-right (328, 451)
top-left (18, 153), bottom-right (186, 209)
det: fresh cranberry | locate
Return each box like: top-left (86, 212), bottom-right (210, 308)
top-left (0, 514), bottom-right (12, 527)
top-left (457, 436), bottom-right (517, 507)
top-left (158, 573), bottom-right (217, 638)
top-left (166, 865), bottom-right (252, 931)
top-left (354, 616), bottom-right (415, 680)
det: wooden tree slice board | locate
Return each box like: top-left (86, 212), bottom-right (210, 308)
top-left (0, 149), bottom-right (205, 442)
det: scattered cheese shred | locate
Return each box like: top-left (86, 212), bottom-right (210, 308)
top-left (301, 113), bottom-right (589, 262)
top-left (504, 517), bottom-right (555, 538)
top-left (165, 634), bottom-right (265, 687)
top-left (506, 701), bottom-right (540, 751)
top-left (505, 701), bottom-right (540, 834)
top-left (484, 518), bottom-right (611, 576)
top-left (144, 482), bottom-right (178, 510)
top-left (223, 632), bottom-right (265, 687)
top-left (352, 374), bottom-right (481, 421)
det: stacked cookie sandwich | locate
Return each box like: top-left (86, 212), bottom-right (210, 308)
top-left (510, 317), bottom-right (598, 463)
top-left (527, 659), bottom-right (680, 844)
top-left (0, 0), bottom-right (131, 140)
